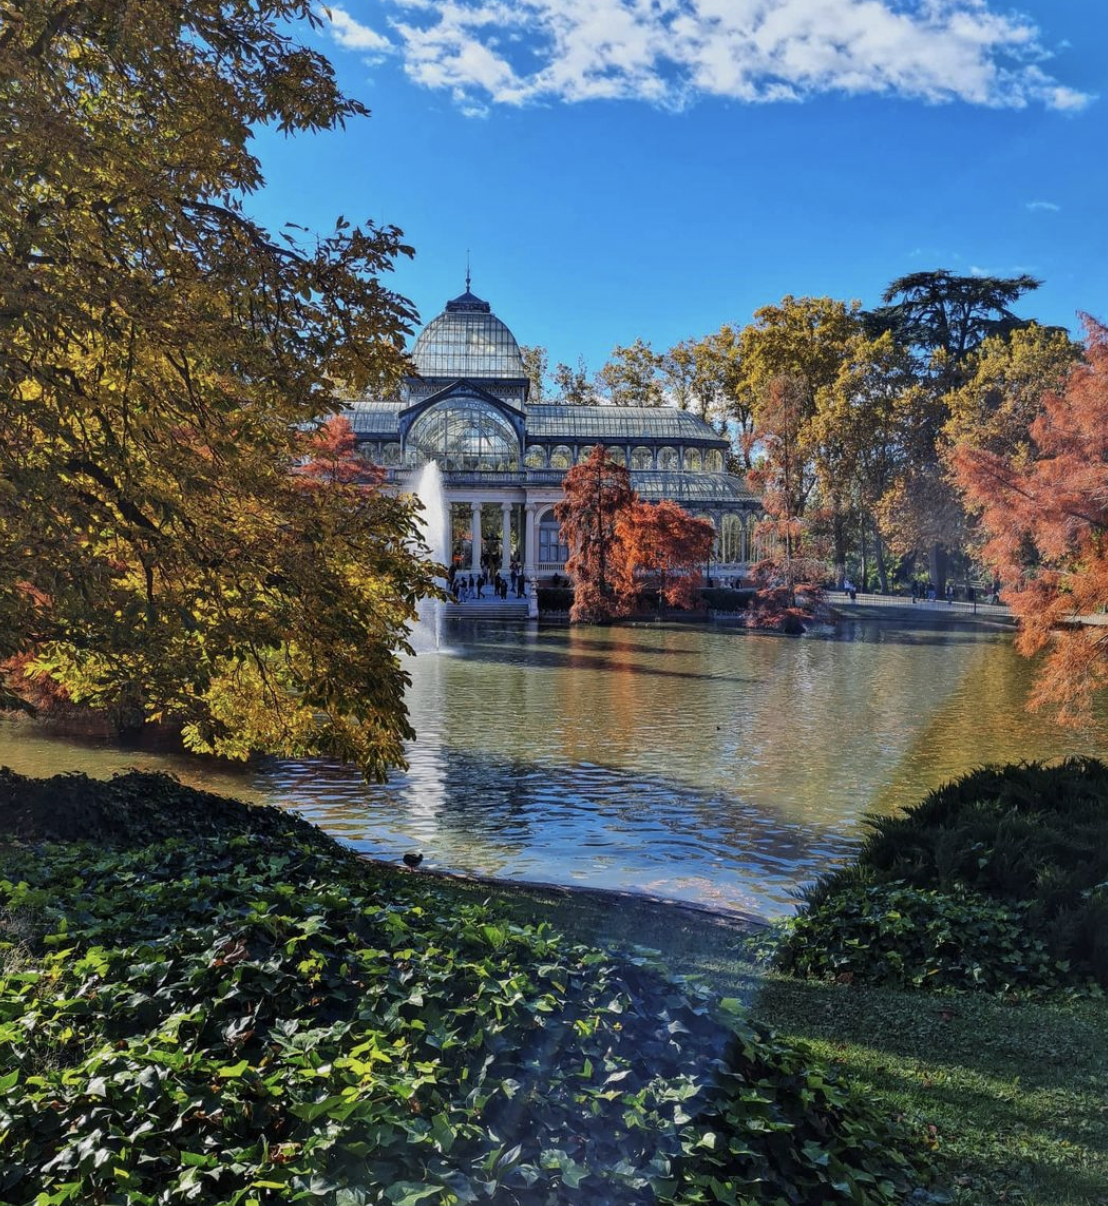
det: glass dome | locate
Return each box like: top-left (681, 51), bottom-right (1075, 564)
top-left (411, 288), bottom-right (525, 381)
top-left (406, 395), bottom-right (520, 471)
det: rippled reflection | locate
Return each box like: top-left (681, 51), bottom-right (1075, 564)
top-left (1, 619), bottom-right (1104, 917)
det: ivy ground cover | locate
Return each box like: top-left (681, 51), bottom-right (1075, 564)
top-left (0, 772), bottom-right (932, 1205)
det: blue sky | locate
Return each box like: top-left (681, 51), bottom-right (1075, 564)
top-left (249, 0), bottom-right (1106, 374)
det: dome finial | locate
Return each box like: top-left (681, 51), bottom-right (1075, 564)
top-left (465, 248), bottom-right (471, 293)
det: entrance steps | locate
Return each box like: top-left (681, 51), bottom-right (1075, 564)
top-left (443, 596), bottom-right (530, 620)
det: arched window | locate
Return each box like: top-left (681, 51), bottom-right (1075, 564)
top-left (657, 446), bottom-right (679, 472)
top-left (577, 444), bottom-right (596, 463)
top-left (524, 445), bottom-right (547, 469)
top-left (631, 446), bottom-right (653, 470)
top-left (381, 442), bottom-right (402, 466)
top-left (405, 395), bottom-right (520, 471)
top-left (751, 519), bottom-right (774, 562)
top-left (696, 514), bottom-right (716, 559)
top-left (606, 446), bottom-right (626, 466)
top-left (537, 508), bottom-right (569, 565)
top-left (549, 445), bottom-right (572, 470)
top-left (721, 514), bottom-right (742, 564)
top-left (705, 449), bottom-right (724, 473)
top-left (684, 448), bottom-right (703, 472)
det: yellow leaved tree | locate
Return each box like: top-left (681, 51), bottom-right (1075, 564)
top-left (0, 1), bottom-right (436, 778)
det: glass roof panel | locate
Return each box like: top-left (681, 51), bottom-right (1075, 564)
top-left (411, 310), bottom-right (525, 380)
top-left (347, 400), bottom-right (402, 436)
top-left (631, 471), bottom-right (757, 503)
top-left (526, 405), bottom-right (725, 443)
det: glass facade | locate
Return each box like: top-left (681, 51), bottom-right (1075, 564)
top-left (411, 290), bottom-right (526, 382)
top-left (720, 514), bottom-right (744, 563)
top-left (406, 397), bottom-right (520, 471)
top-left (342, 285), bottom-right (760, 574)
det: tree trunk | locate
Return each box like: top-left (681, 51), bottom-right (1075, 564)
top-left (928, 543), bottom-right (947, 594)
top-left (859, 518), bottom-right (868, 590)
top-left (873, 523), bottom-right (889, 594)
top-left (832, 504), bottom-right (848, 587)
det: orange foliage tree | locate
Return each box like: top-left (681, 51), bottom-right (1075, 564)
top-left (555, 446), bottom-right (713, 622)
top-left (555, 447), bottom-right (637, 622)
top-left (951, 315), bottom-right (1108, 721)
top-left (616, 500), bottom-right (715, 612)
top-left (298, 416), bottom-right (384, 488)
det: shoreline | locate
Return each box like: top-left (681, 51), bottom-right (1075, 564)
top-left (358, 853), bottom-right (771, 931)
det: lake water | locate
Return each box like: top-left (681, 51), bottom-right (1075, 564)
top-left (2, 618), bottom-right (1103, 919)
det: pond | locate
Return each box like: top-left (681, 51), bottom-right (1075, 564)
top-left (2, 617), bottom-right (1104, 918)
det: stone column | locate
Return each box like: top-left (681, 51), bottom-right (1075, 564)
top-left (523, 504), bottom-right (537, 577)
top-left (470, 502), bottom-right (482, 575)
top-left (500, 503), bottom-right (512, 576)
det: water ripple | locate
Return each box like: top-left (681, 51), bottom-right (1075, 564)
top-left (1, 619), bottom-right (1104, 917)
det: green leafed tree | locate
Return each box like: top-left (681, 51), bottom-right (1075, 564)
top-left (552, 356), bottom-right (597, 406)
top-left (597, 337), bottom-right (665, 407)
top-left (867, 270), bottom-right (1043, 366)
top-left (869, 271), bottom-right (1046, 588)
top-left (0, 0), bottom-right (437, 778)
top-left (811, 332), bottom-right (918, 592)
top-left (519, 343), bottom-right (549, 402)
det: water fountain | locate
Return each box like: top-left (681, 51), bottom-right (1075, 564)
top-left (411, 460), bottom-right (450, 652)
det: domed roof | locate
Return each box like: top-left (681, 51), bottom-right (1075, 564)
top-left (411, 284), bottom-right (525, 381)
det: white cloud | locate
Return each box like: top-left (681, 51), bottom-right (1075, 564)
top-left (323, 0), bottom-right (1096, 115)
top-left (323, 4), bottom-right (392, 53)
top-left (1026, 200), bottom-right (1061, 212)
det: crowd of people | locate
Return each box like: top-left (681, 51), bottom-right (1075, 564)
top-left (446, 560), bottom-right (528, 603)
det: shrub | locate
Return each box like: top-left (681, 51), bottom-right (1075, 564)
top-left (777, 882), bottom-right (1059, 991)
top-left (792, 759), bottom-right (1108, 990)
top-left (700, 587), bottom-right (756, 612)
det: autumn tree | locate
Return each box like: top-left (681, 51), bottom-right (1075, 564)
top-left (738, 296), bottom-right (859, 578)
top-left (662, 326), bottom-right (753, 455)
top-left (597, 338), bottom-right (665, 407)
top-left (552, 356), bottom-right (597, 406)
top-left (616, 500), bottom-right (715, 612)
top-left (951, 316), bottom-right (1106, 723)
top-left (520, 344), bottom-right (549, 402)
top-left (944, 324), bottom-right (1080, 458)
top-left (554, 446), bottom-right (636, 622)
top-left (746, 377), bottom-right (825, 606)
top-left (810, 332), bottom-right (916, 592)
top-left (0, 0), bottom-right (436, 778)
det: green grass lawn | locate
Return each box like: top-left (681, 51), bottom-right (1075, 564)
top-left (419, 871), bottom-right (1108, 1206)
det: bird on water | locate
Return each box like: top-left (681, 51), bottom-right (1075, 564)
top-left (402, 851), bottom-right (423, 870)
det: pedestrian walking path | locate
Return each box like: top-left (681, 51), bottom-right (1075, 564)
top-left (835, 590), bottom-right (1013, 620)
